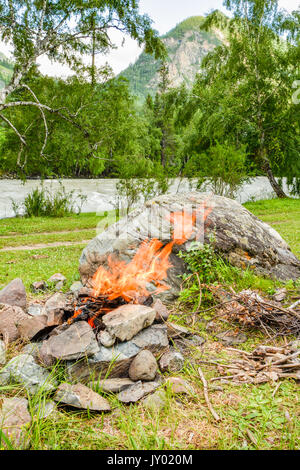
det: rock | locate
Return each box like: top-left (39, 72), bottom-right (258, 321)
top-left (17, 315), bottom-right (51, 341)
top-left (152, 299), bottom-right (170, 323)
top-left (54, 383), bottom-right (111, 412)
top-left (66, 325), bottom-right (169, 383)
top-left (44, 293), bottom-right (69, 327)
top-left (69, 281), bottom-right (83, 296)
top-left (142, 390), bottom-right (167, 411)
top-left (30, 281), bottom-right (48, 293)
top-left (27, 303), bottom-right (44, 317)
top-left (174, 335), bottom-right (206, 355)
top-left (21, 342), bottom-right (43, 361)
top-left (0, 278), bottom-right (26, 309)
top-left (98, 330), bottom-right (116, 348)
top-left (0, 303), bottom-right (29, 343)
top-left (159, 349), bottom-right (184, 373)
top-left (0, 397), bottom-right (31, 448)
top-left (55, 281), bottom-right (64, 291)
top-left (129, 350), bottom-right (157, 382)
top-left (130, 324), bottom-right (169, 354)
top-left (0, 339), bottom-right (6, 365)
top-left (166, 322), bottom-right (191, 339)
top-left (89, 378), bottom-right (135, 393)
top-left (102, 304), bottom-right (156, 342)
top-left (66, 340), bottom-right (140, 382)
top-left (79, 193), bottom-right (300, 301)
top-left (34, 400), bottom-right (57, 420)
top-left (216, 331), bottom-right (247, 346)
top-left (47, 273), bottom-right (66, 285)
top-left (165, 377), bottom-right (194, 395)
top-left (117, 380), bottom-right (160, 403)
top-left (0, 354), bottom-right (57, 394)
top-left (39, 321), bottom-right (99, 366)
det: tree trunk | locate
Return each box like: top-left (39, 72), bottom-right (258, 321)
top-left (261, 158), bottom-right (288, 198)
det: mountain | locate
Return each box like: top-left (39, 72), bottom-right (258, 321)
top-left (0, 52), bottom-right (13, 89)
top-left (119, 16), bottom-right (225, 100)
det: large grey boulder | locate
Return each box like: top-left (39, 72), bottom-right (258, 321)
top-left (79, 193), bottom-right (300, 300)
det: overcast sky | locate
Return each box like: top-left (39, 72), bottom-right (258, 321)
top-left (0, 0), bottom-right (299, 77)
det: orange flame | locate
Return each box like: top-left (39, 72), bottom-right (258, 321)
top-left (71, 204), bottom-right (213, 325)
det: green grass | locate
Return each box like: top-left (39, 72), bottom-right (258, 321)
top-left (244, 198), bottom-right (300, 258)
top-left (0, 211), bottom-right (116, 236)
top-left (0, 198), bottom-right (299, 450)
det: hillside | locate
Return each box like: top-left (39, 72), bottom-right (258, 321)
top-left (119, 16), bottom-right (225, 100)
top-left (0, 52), bottom-right (13, 88)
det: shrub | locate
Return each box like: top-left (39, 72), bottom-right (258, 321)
top-left (11, 182), bottom-right (87, 218)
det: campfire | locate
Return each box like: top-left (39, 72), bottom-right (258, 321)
top-left (69, 205), bottom-right (212, 329)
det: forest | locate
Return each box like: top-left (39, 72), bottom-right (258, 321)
top-left (0, 0), bottom-right (299, 200)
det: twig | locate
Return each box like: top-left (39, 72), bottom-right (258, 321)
top-left (198, 367), bottom-right (221, 422)
top-left (272, 382), bottom-right (281, 397)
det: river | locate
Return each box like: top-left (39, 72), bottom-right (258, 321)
top-left (0, 177), bottom-right (294, 219)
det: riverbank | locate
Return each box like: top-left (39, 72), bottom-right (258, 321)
top-left (0, 177), bottom-right (294, 219)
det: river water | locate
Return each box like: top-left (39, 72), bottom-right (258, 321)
top-left (0, 177), bottom-right (293, 219)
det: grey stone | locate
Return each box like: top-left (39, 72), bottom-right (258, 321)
top-left (0, 278), bottom-right (26, 309)
top-left (152, 299), bottom-right (170, 323)
top-left (0, 303), bottom-right (29, 343)
top-left (54, 383), bottom-right (111, 411)
top-left (0, 339), bottom-right (6, 365)
top-left (44, 292), bottom-right (69, 327)
top-left (66, 340), bottom-right (140, 382)
top-left (17, 315), bottom-right (50, 341)
top-left (34, 400), bottom-right (57, 420)
top-left (39, 321), bottom-right (99, 366)
top-left (0, 354), bottom-right (57, 394)
top-left (79, 193), bottom-right (300, 301)
top-left (98, 330), bottom-right (116, 348)
top-left (30, 281), bottom-right (48, 293)
top-left (129, 350), bottom-right (158, 381)
top-left (47, 273), bottom-right (66, 285)
top-left (66, 325), bottom-right (169, 383)
top-left (166, 322), bottom-right (191, 339)
top-left (102, 304), bottom-right (156, 342)
top-left (131, 324), bottom-right (169, 354)
top-left (165, 377), bottom-right (194, 395)
top-left (159, 349), bottom-right (184, 373)
top-left (69, 281), bottom-right (83, 296)
top-left (117, 380), bottom-right (160, 403)
top-left (88, 378), bottom-right (134, 393)
top-left (0, 397), bottom-right (31, 448)
top-left (27, 303), bottom-right (44, 317)
top-left (142, 390), bottom-right (167, 411)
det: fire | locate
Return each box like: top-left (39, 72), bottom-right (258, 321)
top-left (70, 203), bottom-right (213, 326)
top-left (92, 238), bottom-right (174, 303)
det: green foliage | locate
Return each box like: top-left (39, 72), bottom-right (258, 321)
top-left (183, 142), bottom-right (250, 198)
top-left (120, 16), bottom-right (221, 100)
top-left (188, 0), bottom-right (300, 196)
top-left (0, 75), bottom-right (148, 178)
top-left (0, 52), bottom-right (13, 86)
top-left (11, 183), bottom-right (87, 218)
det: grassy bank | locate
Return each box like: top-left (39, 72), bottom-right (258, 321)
top-left (0, 198), bottom-right (299, 450)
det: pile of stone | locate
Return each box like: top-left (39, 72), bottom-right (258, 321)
top-left (0, 277), bottom-right (202, 447)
